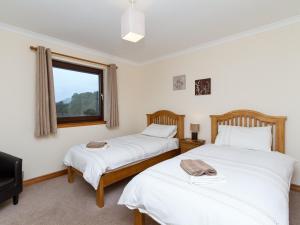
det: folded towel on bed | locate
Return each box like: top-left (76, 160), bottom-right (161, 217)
top-left (180, 159), bottom-right (217, 176)
top-left (86, 141), bottom-right (108, 149)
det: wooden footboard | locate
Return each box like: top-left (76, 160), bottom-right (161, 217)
top-left (67, 166), bottom-right (105, 208)
top-left (67, 148), bottom-right (180, 208)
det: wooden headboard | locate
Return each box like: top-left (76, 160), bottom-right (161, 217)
top-left (147, 110), bottom-right (185, 139)
top-left (210, 110), bottom-right (287, 153)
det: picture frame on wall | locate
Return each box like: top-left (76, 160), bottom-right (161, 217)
top-left (195, 78), bottom-right (211, 95)
top-left (173, 75), bottom-right (186, 91)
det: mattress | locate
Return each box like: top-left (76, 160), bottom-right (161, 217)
top-left (63, 134), bottom-right (178, 189)
top-left (118, 144), bottom-right (296, 225)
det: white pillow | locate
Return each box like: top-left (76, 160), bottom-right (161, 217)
top-left (167, 129), bottom-right (178, 138)
top-left (215, 125), bottom-right (272, 151)
top-left (142, 123), bottom-right (177, 138)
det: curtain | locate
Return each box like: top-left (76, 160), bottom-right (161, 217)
top-left (35, 46), bottom-right (57, 137)
top-left (105, 64), bottom-right (119, 128)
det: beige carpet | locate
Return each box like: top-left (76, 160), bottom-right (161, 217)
top-left (0, 176), bottom-right (299, 225)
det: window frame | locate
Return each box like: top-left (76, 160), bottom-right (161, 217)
top-left (52, 59), bottom-right (104, 126)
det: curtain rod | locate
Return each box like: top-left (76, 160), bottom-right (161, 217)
top-left (30, 46), bottom-right (116, 68)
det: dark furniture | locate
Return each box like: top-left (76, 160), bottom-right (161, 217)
top-left (0, 152), bottom-right (22, 205)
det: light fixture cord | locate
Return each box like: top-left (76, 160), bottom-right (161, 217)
top-left (130, 0), bottom-right (135, 9)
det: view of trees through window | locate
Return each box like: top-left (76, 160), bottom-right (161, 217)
top-left (53, 67), bottom-right (100, 118)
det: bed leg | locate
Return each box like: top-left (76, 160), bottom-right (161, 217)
top-left (134, 209), bottom-right (145, 225)
top-left (67, 166), bottom-right (75, 183)
top-left (96, 178), bottom-right (104, 208)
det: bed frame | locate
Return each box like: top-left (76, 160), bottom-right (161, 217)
top-left (134, 109), bottom-right (286, 225)
top-left (67, 110), bottom-right (185, 208)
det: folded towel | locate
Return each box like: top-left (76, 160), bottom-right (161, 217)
top-left (190, 174), bottom-right (226, 185)
top-left (86, 141), bottom-right (108, 149)
top-left (180, 159), bottom-right (217, 176)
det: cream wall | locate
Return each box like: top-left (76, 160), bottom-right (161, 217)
top-left (0, 28), bottom-right (144, 180)
top-left (139, 22), bottom-right (300, 185)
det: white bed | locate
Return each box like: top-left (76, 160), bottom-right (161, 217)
top-left (64, 134), bottom-right (178, 189)
top-left (64, 110), bottom-right (185, 208)
top-left (118, 110), bottom-right (295, 225)
top-left (119, 144), bottom-right (295, 225)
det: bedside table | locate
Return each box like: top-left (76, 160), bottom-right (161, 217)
top-left (179, 139), bottom-right (206, 153)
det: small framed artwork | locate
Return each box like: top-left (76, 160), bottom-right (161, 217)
top-left (173, 75), bottom-right (186, 91)
top-left (195, 78), bottom-right (211, 95)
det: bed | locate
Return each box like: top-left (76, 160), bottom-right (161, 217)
top-left (118, 110), bottom-right (296, 225)
top-left (64, 110), bottom-right (185, 208)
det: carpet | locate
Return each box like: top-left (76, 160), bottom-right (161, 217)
top-left (0, 176), bottom-right (299, 225)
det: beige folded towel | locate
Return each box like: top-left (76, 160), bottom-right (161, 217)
top-left (180, 159), bottom-right (217, 176)
top-left (86, 141), bottom-right (107, 149)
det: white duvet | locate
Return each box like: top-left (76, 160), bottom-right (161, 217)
top-left (118, 144), bottom-right (296, 225)
top-left (63, 134), bottom-right (178, 189)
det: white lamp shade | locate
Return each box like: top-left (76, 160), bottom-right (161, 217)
top-left (121, 7), bottom-right (145, 43)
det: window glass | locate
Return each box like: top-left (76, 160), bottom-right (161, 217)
top-left (52, 60), bottom-right (103, 124)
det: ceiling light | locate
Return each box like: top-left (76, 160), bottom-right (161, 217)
top-left (121, 0), bottom-right (145, 43)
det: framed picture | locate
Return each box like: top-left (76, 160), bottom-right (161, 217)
top-left (195, 78), bottom-right (211, 95)
top-left (173, 75), bottom-right (186, 91)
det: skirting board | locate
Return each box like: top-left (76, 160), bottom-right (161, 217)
top-left (23, 169), bottom-right (300, 192)
top-left (23, 169), bottom-right (67, 187)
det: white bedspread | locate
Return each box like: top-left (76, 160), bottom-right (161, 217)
top-left (118, 144), bottom-right (296, 225)
top-left (63, 134), bottom-right (178, 189)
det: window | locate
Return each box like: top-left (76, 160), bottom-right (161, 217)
top-left (52, 60), bottom-right (104, 125)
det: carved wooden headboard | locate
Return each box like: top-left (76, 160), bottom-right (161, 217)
top-left (210, 110), bottom-right (287, 153)
top-left (146, 110), bottom-right (185, 139)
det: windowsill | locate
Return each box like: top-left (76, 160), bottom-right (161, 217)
top-left (57, 120), bottom-right (106, 128)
